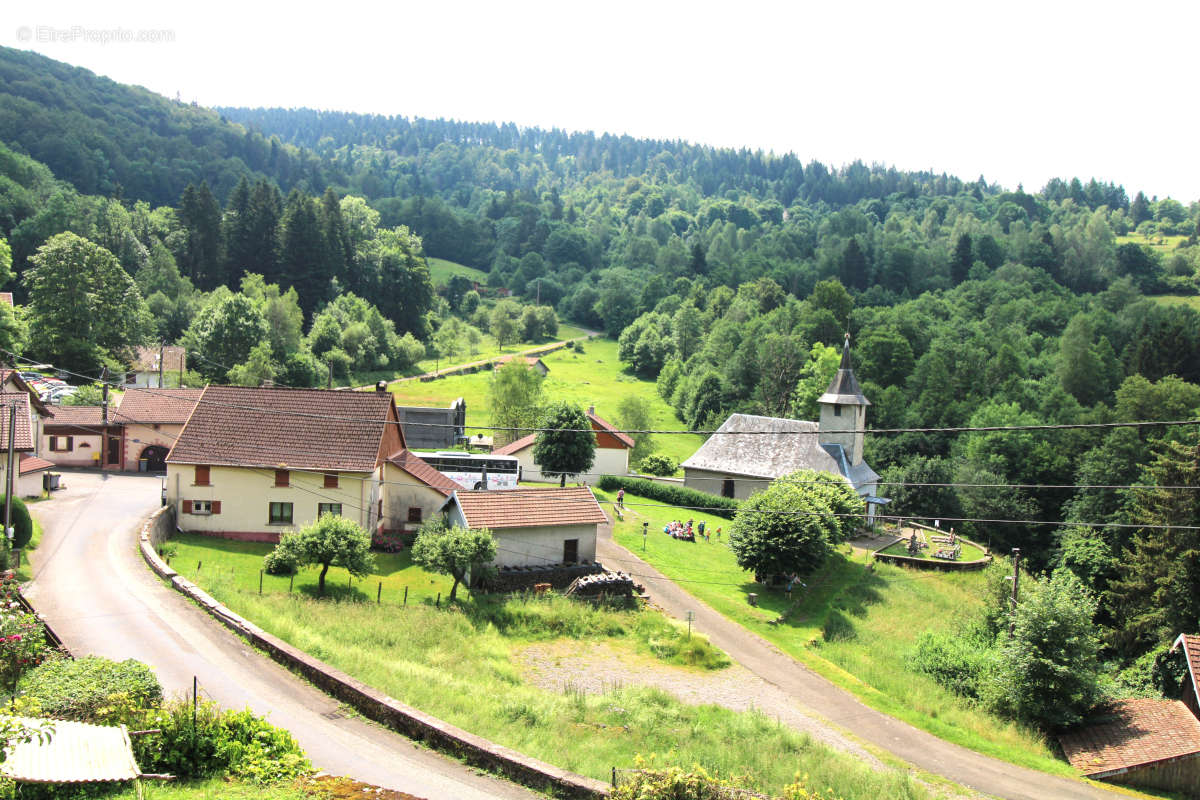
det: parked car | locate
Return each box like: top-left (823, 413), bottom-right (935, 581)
top-left (46, 386), bottom-right (77, 404)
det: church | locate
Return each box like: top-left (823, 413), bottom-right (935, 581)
top-left (680, 335), bottom-right (889, 521)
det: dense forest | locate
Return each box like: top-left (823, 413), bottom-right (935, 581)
top-left (2, 45), bottom-right (1200, 684)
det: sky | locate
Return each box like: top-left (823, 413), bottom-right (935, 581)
top-left (7, 0), bottom-right (1199, 200)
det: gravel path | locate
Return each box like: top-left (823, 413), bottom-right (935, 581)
top-left (518, 639), bottom-right (885, 769)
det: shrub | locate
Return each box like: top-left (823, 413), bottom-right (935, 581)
top-left (371, 530), bottom-right (410, 552)
top-left (133, 699), bottom-right (310, 783)
top-left (262, 547), bottom-right (298, 576)
top-left (596, 476), bottom-right (739, 519)
top-left (638, 454), bottom-right (677, 476)
top-left (0, 496), bottom-right (32, 549)
top-left (911, 630), bottom-right (992, 699)
top-left (16, 656), bottom-right (162, 725)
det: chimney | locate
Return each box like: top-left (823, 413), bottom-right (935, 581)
top-left (376, 381), bottom-right (387, 393)
top-left (479, 463), bottom-right (488, 491)
top-left (587, 405), bottom-right (595, 416)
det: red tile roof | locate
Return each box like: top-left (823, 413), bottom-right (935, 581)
top-left (0, 393), bottom-right (34, 451)
top-left (167, 385), bottom-right (397, 472)
top-left (19, 454), bottom-right (54, 475)
top-left (492, 433), bottom-right (535, 456)
top-left (1059, 699), bottom-right (1200, 777)
top-left (491, 410), bottom-right (633, 456)
top-left (0, 293), bottom-right (11, 307)
top-left (114, 388), bottom-right (202, 424)
top-left (0, 371), bottom-right (53, 417)
top-left (44, 405), bottom-right (107, 428)
top-left (388, 449), bottom-right (460, 496)
top-left (1174, 634), bottom-right (1200, 709)
top-left (447, 487), bottom-right (608, 530)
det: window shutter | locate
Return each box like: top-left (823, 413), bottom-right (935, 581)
top-left (275, 469), bottom-right (289, 487)
top-left (324, 472), bottom-right (338, 489)
top-left (195, 465), bottom-right (210, 485)
top-left (66, 436), bottom-right (74, 451)
top-left (211, 501), bottom-right (221, 515)
top-left (182, 500), bottom-right (192, 514)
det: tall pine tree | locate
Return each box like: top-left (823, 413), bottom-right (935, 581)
top-left (278, 189), bottom-right (328, 319)
top-left (178, 181), bottom-right (223, 289)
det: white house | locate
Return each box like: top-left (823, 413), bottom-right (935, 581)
top-left (682, 335), bottom-right (888, 520)
top-left (127, 345), bottom-right (187, 388)
top-left (440, 487), bottom-right (608, 567)
top-left (166, 385), bottom-right (459, 542)
top-left (0, 391), bottom-right (54, 497)
top-left (493, 406), bottom-right (634, 484)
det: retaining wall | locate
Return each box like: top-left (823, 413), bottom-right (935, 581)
top-left (138, 506), bottom-right (608, 799)
top-left (871, 531), bottom-right (993, 572)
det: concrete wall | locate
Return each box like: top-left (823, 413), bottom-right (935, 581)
top-left (492, 523), bottom-right (598, 567)
top-left (514, 445), bottom-right (629, 486)
top-left (396, 399), bottom-right (465, 450)
top-left (168, 463), bottom-right (377, 542)
top-left (381, 462), bottom-right (450, 532)
top-left (683, 467), bottom-right (765, 501)
top-left (818, 402), bottom-right (866, 466)
top-left (122, 423), bottom-right (183, 470)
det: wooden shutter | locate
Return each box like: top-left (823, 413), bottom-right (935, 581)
top-left (275, 469), bottom-right (289, 487)
top-left (182, 500), bottom-right (192, 514)
top-left (211, 501), bottom-right (221, 515)
top-left (195, 465), bottom-right (209, 486)
top-left (66, 436), bottom-right (74, 451)
top-left (323, 472), bottom-right (338, 489)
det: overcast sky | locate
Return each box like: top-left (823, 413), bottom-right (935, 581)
top-left (8, 0), bottom-right (1198, 201)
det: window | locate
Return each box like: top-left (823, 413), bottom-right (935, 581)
top-left (563, 539), bottom-right (579, 564)
top-left (194, 465), bottom-right (210, 486)
top-left (274, 469), bottom-right (290, 487)
top-left (49, 436), bottom-right (74, 452)
top-left (317, 503), bottom-right (342, 517)
top-left (407, 506), bottom-right (422, 523)
top-left (269, 502), bottom-right (293, 525)
top-left (323, 472), bottom-right (338, 489)
top-left (193, 500), bottom-right (212, 515)
top-left (721, 478), bottom-right (735, 499)
top-left (833, 406), bottom-right (841, 417)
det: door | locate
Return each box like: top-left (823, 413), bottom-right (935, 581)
top-left (722, 478), bottom-right (735, 498)
top-left (141, 445), bottom-right (170, 472)
top-left (563, 538), bottom-right (579, 564)
top-left (107, 436), bottom-right (120, 466)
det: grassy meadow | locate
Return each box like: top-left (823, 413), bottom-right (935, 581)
top-left (409, 321), bottom-right (591, 377)
top-left (1114, 232), bottom-right (1189, 254)
top-left (602, 489), bottom-right (1079, 779)
top-left (170, 535), bottom-right (933, 800)
top-left (427, 257), bottom-right (487, 286)
top-left (390, 338), bottom-right (705, 469)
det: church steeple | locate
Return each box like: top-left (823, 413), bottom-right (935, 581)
top-left (818, 334), bottom-right (870, 466)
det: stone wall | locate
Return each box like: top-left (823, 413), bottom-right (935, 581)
top-left (139, 510), bottom-right (608, 800)
top-left (478, 562), bottom-right (606, 593)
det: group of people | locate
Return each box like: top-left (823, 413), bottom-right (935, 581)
top-left (663, 518), bottom-right (720, 543)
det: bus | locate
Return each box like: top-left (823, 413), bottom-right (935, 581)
top-left (420, 452), bottom-right (520, 491)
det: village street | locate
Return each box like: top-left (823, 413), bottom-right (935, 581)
top-left (595, 524), bottom-right (1126, 800)
top-left (23, 470), bottom-right (540, 800)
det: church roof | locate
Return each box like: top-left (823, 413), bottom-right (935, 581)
top-left (818, 335), bottom-right (870, 407)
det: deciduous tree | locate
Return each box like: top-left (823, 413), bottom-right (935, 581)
top-left (533, 402), bottom-right (595, 486)
top-left (265, 513), bottom-right (375, 596)
top-left (411, 518), bottom-right (496, 601)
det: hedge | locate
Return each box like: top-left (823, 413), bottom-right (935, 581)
top-left (596, 476), bottom-right (739, 519)
top-left (0, 495), bottom-right (32, 549)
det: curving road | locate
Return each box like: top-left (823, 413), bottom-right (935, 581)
top-left (597, 525), bottom-right (1126, 800)
top-left (24, 470), bottom-right (539, 800)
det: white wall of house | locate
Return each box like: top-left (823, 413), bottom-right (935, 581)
top-left (380, 463), bottom-right (449, 531)
top-left (42, 432), bottom-right (104, 467)
top-left (511, 444), bottom-right (629, 485)
top-left (122, 423), bottom-right (184, 470)
top-left (683, 468), bottom-right (767, 501)
top-left (168, 463), bottom-right (376, 541)
top-left (491, 523), bottom-right (598, 567)
top-left (0, 464), bottom-right (47, 498)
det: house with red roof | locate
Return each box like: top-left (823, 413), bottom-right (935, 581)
top-left (492, 405), bottom-right (634, 485)
top-left (1058, 633), bottom-right (1200, 794)
top-left (440, 486), bottom-right (608, 568)
top-left (166, 385), bottom-right (458, 542)
top-left (0, 390), bottom-right (55, 497)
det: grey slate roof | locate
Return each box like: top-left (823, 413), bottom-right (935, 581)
top-left (818, 336), bottom-right (870, 407)
top-left (681, 414), bottom-right (841, 480)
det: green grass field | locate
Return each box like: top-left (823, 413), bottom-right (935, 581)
top-left (1115, 233), bottom-right (1189, 254)
top-left (1152, 294), bottom-right (1200, 312)
top-left (604, 489), bottom-right (1082, 779)
top-left (167, 535), bottom-right (931, 799)
top-left (391, 338), bottom-right (705, 469)
top-left (427, 257), bottom-right (487, 286)
top-left (410, 321), bottom-right (591, 376)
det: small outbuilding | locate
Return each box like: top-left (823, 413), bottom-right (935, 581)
top-left (1058, 633), bottom-right (1200, 794)
top-left (439, 486), bottom-right (608, 567)
top-left (492, 406), bottom-right (634, 485)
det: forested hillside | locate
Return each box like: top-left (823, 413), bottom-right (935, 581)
top-left (1, 46), bottom-right (1200, 684)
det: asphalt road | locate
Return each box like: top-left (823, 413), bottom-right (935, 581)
top-left (24, 470), bottom-right (539, 800)
top-left (597, 524), bottom-right (1127, 800)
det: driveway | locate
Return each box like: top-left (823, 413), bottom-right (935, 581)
top-left (25, 470), bottom-right (539, 800)
top-left (597, 524), bottom-right (1126, 800)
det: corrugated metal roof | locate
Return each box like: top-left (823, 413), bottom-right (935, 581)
top-left (0, 718), bottom-right (141, 783)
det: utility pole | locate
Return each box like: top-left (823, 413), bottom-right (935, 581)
top-left (326, 361), bottom-right (332, 390)
top-left (5, 403), bottom-right (16, 564)
top-left (158, 341), bottom-right (165, 388)
top-left (101, 367), bottom-right (109, 426)
top-left (1008, 547), bottom-right (1021, 638)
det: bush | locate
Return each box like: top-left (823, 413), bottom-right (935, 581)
top-left (638, 454), bottom-right (677, 476)
top-left (371, 530), bottom-right (410, 552)
top-left (911, 630), bottom-right (992, 699)
top-left (133, 699), bottom-right (310, 783)
top-left (0, 496), bottom-right (32, 549)
top-left (596, 476), bottom-right (739, 519)
top-left (262, 547), bottom-right (298, 576)
top-left (16, 656), bottom-right (162, 725)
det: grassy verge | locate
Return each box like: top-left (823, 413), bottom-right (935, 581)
top-left (390, 338), bottom-right (703, 469)
top-left (602, 489), bottom-right (1083, 779)
top-left (170, 536), bottom-right (934, 799)
top-left (427, 257), bottom-right (487, 286)
top-left (14, 514), bottom-right (43, 582)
